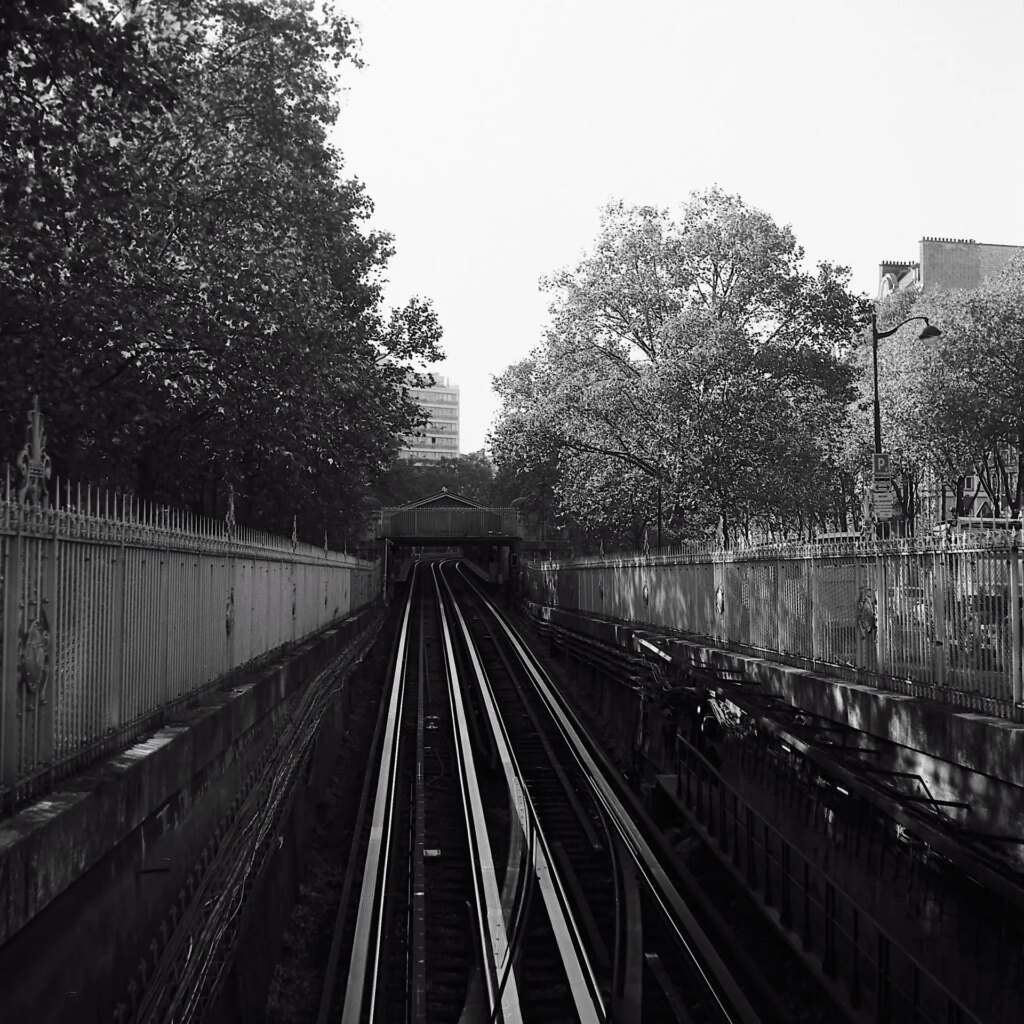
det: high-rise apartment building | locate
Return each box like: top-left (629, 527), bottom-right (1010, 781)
top-left (400, 375), bottom-right (460, 462)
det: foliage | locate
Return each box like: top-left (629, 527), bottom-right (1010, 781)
top-left (372, 452), bottom-right (497, 507)
top-left (491, 189), bottom-right (868, 549)
top-left (0, 0), bottom-right (441, 542)
top-left (865, 257), bottom-right (1024, 522)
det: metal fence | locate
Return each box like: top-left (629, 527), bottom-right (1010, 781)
top-left (525, 533), bottom-right (1024, 717)
top-left (1, 402), bottom-right (379, 809)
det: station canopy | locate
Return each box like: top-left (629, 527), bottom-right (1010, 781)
top-left (376, 488), bottom-right (521, 542)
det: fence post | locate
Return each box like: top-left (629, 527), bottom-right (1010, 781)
top-left (160, 547), bottom-right (171, 707)
top-left (714, 557), bottom-right (723, 642)
top-left (809, 549), bottom-right (820, 663)
top-left (854, 553), bottom-right (865, 670)
top-left (876, 552), bottom-right (887, 676)
top-left (775, 555), bottom-right (785, 654)
top-left (1, 522), bottom-right (24, 801)
top-left (1010, 542), bottom-right (1022, 707)
top-left (932, 548), bottom-right (947, 691)
top-left (115, 537), bottom-right (128, 737)
top-left (288, 517), bottom-right (297, 647)
top-left (41, 525), bottom-right (58, 786)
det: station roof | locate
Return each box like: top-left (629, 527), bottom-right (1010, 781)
top-left (393, 487), bottom-right (490, 511)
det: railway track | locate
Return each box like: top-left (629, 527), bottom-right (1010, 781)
top-left (318, 560), bottom-right (777, 1023)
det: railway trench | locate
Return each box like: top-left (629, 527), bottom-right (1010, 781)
top-left (264, 559), bottom-right (845, 1024)
top-left (529, 614), bottom-right (1020, 1024)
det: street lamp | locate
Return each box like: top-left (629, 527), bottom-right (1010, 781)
top-left (870, 313), bottom-right (942, 455)
top-left (868, 313), bottom-right (942, 535)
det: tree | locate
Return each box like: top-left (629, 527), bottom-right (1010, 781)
top-left (851, 256), bottom-right (1024, 531)
top-left (0, 0), bottom-right (442, 542)
top-left (491, 189), bottom-right (867, 548)
top-left (372, 452), bottom-right (497, 507)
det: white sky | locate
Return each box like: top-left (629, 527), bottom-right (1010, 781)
top-left (333, 0), bottom-right (1024, 454)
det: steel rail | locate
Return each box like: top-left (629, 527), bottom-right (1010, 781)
top-left (439, 566), bottom-right (606, 1024)
top-left (430, 564), bottom-right (524, 1024)
top-left (410, 592), bottom-right (428, 1024)
top-left (315, 619), bottom-right (403, 1024)
top-left (339, 566), bottom-right (417, 1024)
top-left (457, 564), bottom-right (763, 1024)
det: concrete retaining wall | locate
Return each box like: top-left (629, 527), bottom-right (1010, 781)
top-left (523, 561), bottom-right (1024, 786)
top-left (0, 605), bottom-right (378, 1023)
top-left (525, 588), bottom-right (1024, 849)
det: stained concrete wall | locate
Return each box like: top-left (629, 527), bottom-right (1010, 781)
top-left (0, 605), bottom-right (377, 1023)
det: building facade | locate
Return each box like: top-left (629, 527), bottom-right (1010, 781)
top-left (878, 236), bottom-right (1023, 298)
top-left (400, 375), bottom-right (460, 463)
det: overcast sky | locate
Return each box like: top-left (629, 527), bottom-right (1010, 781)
top-left (333, 0), bottom-right (1024, 454)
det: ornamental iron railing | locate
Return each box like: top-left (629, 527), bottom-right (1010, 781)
top-left (526, 533), bottom-right (1024, 718)
top-left (1, 399), bottom-right (379, 810)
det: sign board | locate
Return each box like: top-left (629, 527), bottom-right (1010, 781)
top-left (872, 483), bottom-right (894, 521)
top-left (873, 452), bottom-right (892, 480)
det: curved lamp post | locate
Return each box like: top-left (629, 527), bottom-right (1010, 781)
top-left (871, 314), bottom-right (942, 455)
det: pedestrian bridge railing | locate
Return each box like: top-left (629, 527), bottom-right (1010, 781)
top-left (1, 402), bottom-right (378, 811)
top-left (526, 532), bottom-right (1024, 719)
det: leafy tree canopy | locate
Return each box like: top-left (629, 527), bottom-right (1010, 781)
top-left (491, 189), bottom-right (868, 549)
top-left (1, 0), bottom-right (442, 543)
top-left (372, 452), bottom-right (497, 508)
top-left (859, 255), bottom-right (1024, 523)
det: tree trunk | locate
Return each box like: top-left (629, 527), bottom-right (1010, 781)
top-left (657, 481), bottom-right (663, 548)
top-left (136, 444), bottom-right (160, 502)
